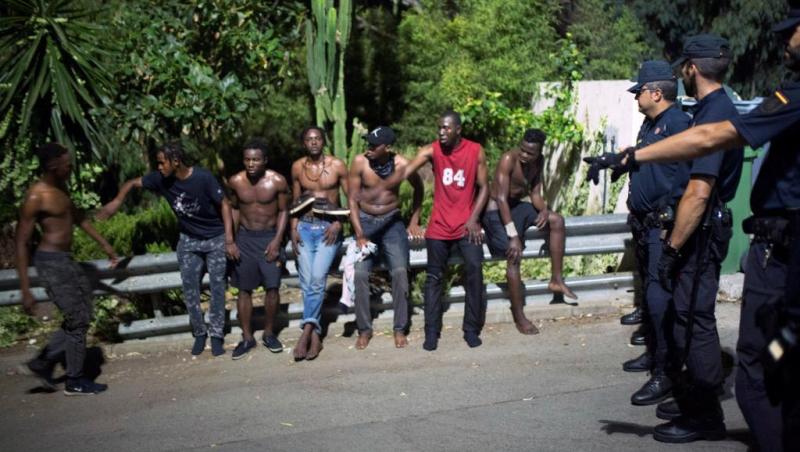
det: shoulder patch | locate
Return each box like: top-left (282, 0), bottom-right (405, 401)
top-left (758, 91), bottom-right (790, 114)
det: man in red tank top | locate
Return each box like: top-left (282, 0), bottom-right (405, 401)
top-left (380, 111), bottom-right (489, 350)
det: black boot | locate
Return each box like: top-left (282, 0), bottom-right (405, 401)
top-left (630, 327), bottom-right (647, 346)
top-left (653, 395), bottom-right (726, 443)
top-left (622, 352), bottom-right (652, 373)
top-left (631, 373), bottom-right (672, 405)
top-left (656, 400), bottom-right (682, 420)
top-left (620, 307), bottom-right (644, 325)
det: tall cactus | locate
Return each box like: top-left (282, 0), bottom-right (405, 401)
top-left (306, 0), bottom-right (352, 162)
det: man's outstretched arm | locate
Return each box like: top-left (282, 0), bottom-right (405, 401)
top-left (379, 145), bottom-right (433, 191)
top-left (96, 177), bottom-right (143, 220)
top-left (636, 121), bottom-right (744, 164)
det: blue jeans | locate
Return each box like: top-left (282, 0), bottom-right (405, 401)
top-left (354, 210), bottom-right (410, 333)
top-left (296, 218), bottom-right (342, 333)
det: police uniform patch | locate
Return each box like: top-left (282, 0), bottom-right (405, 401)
top-left (758, 90), bottom-right (790, 114)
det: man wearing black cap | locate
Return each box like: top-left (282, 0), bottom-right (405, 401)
top-left (347, 126), bottom-right (424, 349)
top-left (584, 13), bottom-right (800, 450)
top-left (649, 33), bottom-right (743, 443)
top-left (621, 61), bottom-right (692, 407)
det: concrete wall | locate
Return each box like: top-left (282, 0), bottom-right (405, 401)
top-left (533, 80), bottom-right (644, 214)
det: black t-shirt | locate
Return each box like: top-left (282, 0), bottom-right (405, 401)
top-left (141, 168), bottom-right (225, 239)
top-left (683, 88), bottom-right (744, 203)
top-left (730, 81), bottom-right (800, 214)
top-left (628, 104), bottom-right (691, 213)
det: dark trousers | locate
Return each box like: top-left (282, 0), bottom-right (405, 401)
top-left (736, 242), bottom-right (784, 452)
top-left (354, 211), bottom-right (410, 333)
top-left (630, 215), bottom-right (674, 373)
top-left (424, 237), bottom-right (486, 335)
top-left (31, 251), bottom-right (93, 381)
top-left (671, 217), bottom-right (731, 414)
top-left (783, 230), bottom-right (800, 450)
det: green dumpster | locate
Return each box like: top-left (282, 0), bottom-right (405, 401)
top-left (722, 145), bottom-right (760, 274)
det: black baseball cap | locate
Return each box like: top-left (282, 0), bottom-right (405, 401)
top-left (773, 9), bottom-right (800, 33)
top-left (628, 60), bottom-right (675, 93)
top-left (671, 34), bottom-right (731, 67)
top-left (364, 126), bottom-right (396, 146)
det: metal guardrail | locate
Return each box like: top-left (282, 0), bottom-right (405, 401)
top-left (0, 214), bottom-right (634, 338)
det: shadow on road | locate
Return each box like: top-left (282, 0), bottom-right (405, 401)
top-left (598, 419), bottom-right (653, 437)
top-left (599, 420), bottom-right (753, 449)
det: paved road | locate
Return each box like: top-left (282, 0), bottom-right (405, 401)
top-left (0, 302), bottom-right (750, 451)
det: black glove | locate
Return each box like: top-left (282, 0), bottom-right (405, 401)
top-left (583, 147), bottom-right (637, 185)
top-left (657, 243), bottom-right (681, 292)
top-left (610, 147), bottom-right (637, 182)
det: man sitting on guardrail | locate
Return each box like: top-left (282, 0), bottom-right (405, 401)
top-left (289, 126), bottom-right (349, 361)
top-left (97, 142), bottom-right (237, 357)
top-left (226, 139), bottom-right (290, 359)
top-left (17, 143), bottom-right (119, 395)
top-left (347, 126), bottom-right (424, 350)
top-left (481, 129), bottom-right (576, 335)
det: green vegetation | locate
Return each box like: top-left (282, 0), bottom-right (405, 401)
top-left (0, 0), bottom-right (789, 345)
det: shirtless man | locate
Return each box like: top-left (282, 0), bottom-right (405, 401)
top-left (17, 143), bottom-right (118, 395)
top-left (348, 126), bottom-right (423, 350)
top-left (376, 111), bottom-right (489, 350)
top-left (482, 129), bottom-right (576, 335)
top-left (227, 139), bottom-right (290, 359)
top-left (290, 126), bottom-right (349, 361)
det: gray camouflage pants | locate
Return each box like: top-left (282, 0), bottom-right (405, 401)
top-left (32, 251), bottom-right (93, 380)
top-left (176, 233), bottom-right (227, 338)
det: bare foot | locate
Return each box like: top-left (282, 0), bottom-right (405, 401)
top-left (394, 331), bottom-right (408, 348)
top-left (294, 328), bottom-right (310, 361)
top-left (549, 280), bottom-right (577, 300)
top-left (514, 318), bottom-right (540, 335)
top-left (355, 332), bottom-right (372, 350)
top-left (306, 332), bottom-right (323, 360)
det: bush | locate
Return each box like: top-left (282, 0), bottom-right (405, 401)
top-left (0, 306), bottom-right (39, 348)
top-left (72, 198), bottom-right (177, 260)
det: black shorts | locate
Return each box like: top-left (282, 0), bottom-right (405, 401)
top-left (481, 202), bottom-right (538, 257)
top-left (231, 227), bottom-right (284, 291)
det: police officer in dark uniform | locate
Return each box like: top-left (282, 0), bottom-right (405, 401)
top-left (584, 17), bottom-right (800, 449)
top-left (622, 62), bottom-right (691, 410)
top-left (652, 34), bottom-right (743, 443)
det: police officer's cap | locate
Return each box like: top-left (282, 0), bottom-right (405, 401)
top-left (773, 9), bottom-right (800, 33)
top-left (627, 60), bottom-right (675, 93)
top-left (671, 34), bottom-right (731, 67)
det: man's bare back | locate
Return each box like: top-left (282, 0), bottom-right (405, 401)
top-left (24, 181), bottom-right (77, 252)
top-left (229, 170), bottom-right (289, 230)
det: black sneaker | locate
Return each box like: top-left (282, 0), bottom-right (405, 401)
top-left (262, 335), bottom-right (284, 353)
top-left (232, 339), bottom-right (257, 360)
top-left (23, 360), bottom-right (57, 391)
top-left (290, 193), bottom-right (315, 216)
top-left (64, 378), bottom-right (108, 396)
top-left (311, 198), bottom-right (350, 217)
